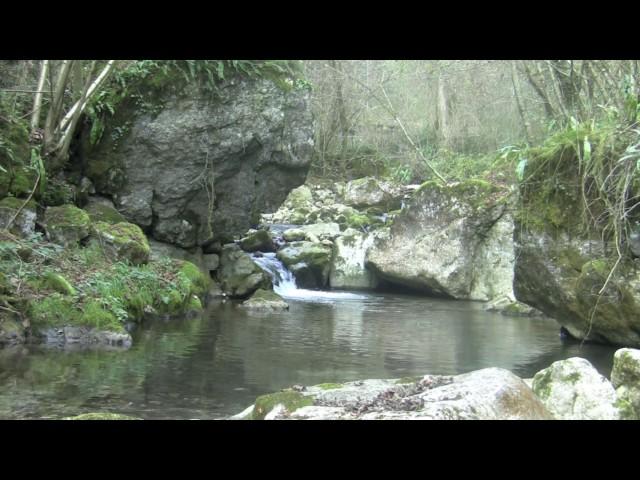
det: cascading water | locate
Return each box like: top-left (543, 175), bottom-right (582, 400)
top-left (251, 252), bottom-right (367, 302)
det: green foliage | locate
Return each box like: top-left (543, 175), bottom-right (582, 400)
top-left (516, 118), bottom-right (639, 248)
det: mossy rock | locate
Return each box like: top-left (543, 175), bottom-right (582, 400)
top-left (45, 205), bottom-right (92, 247)
top-left (313, 383), bottom-right (344, 390)
top-left (178, 260), bottom-right (211, 297)
top-left (29, 294), bottom-right (123, 332)
top-left (92, 221), bottom-right (150, 265)
top-left (64, 413), bottom-right (141, 420)
top-left (276, 241), bottom-right (332, 288)
top-left (84, 202), bottom-right (126, 224)
top-left (241, 288), bottom-right (289, 311)
top-left (239, 229), bottom-right (275, 253)
top-left (252, 390), bottom-right (315, 420)
top-left (282, 228), bottom-right (306, 242)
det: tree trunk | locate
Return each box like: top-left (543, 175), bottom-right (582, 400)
top-left (436, 72), bottom-right (452, 149)
top-left (30, 60), bottom-right (49, 133)
top-left (521, 61), bottom-right (556, 120)
top-left (44, 60), bottom-right (73, 155)
top-left (511, 61), bottom-right (532, 144)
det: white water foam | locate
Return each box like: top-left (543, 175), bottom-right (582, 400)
top-left (251, 252), bottom-right (367, 302)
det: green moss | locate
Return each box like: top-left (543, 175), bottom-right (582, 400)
top-left (42, 272), bottom-right (76, 296)
top-left (64, 412), bottom-right (140, 420)
top-left (252, 390), bottom-right (315, 420)
top-left (314, 383), bottom-right (344, 390)
top-left (178, 261), bottom-right (210, 297)
top-left (614, 395), bottom-right (638, 420)
top-left (92, 221), bottom-right (150, 265)
top-left (85, 203), bottom-right (127, 225)
top-left (8, 166), bottom-right (38, 198)
top-left (395, 376), bottom-right (423, 385)
top-left (0, 196), bottom-right (37, 211)
top-left (187, 295), bottom-right (203, 311)
top-left (532, 369), bottom-right (553, 400)
top-left (565, 372), bottom-right (581, 385)
top-left (80, 301), bottom-right (122, 332)
top-left (29, 294), bottom-right (81, 327)
top-left (41, 179), bottom-right (75, 207)
top-left (29, 294), bottom-right (123, 332)
top-left (46, 205), bottom-right (91, 227)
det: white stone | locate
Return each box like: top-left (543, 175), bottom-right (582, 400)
top-left (532, 357), bottom-right (621, 420)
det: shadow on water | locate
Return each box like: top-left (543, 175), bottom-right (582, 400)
top-left (0, 292), bottom-right (619, 419)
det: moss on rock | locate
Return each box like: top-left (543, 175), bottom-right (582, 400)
top-left (45, 205), bottom-right (92, 247)
top-left (64, 412), bottom-right (141, 420)
top-left (252, 390), bottom-right (314, 420)
top-left (84, 203), bottom-right (126, 224)
top-left (92, 221), bottom-right (150, 265)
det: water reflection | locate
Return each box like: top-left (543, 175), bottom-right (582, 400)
top-left (0, 293), bottom-right (619, 419)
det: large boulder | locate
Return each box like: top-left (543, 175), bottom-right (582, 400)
top-left (80, 72), bottom-right (314, 249)
top-left (239, 368), bottom-right (552, 420)
top-left (218, 244), bottom-right (271, 298)
top-left (514, 230), bottom-right (640, 346)
top-left (531, 357), bottom-right (620, 419)
top-left (276, 241), bottom-right (332, 289)
top-left (330, 228), bottom-right (378, 289)
top-left (0, 197), bottom-right (37, 237)
top-left (513, 135), bottom-right (640, 346)
top-left (44, 205), bottom-right (91, 247)
top-left (366, 180), bottom-right (515, 300)
top-left (611, 348), bottom-right (640, 419)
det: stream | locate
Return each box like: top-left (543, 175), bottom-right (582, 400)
top-left (0, 254), bottom-right (619, 419)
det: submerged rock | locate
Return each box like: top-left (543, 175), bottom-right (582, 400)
top-left (611, 348), bottom-right (640, 419)
top-left (531, 357), bottom-right (620, 420)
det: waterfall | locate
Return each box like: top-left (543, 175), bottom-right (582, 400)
top-left (250, 252), bottom-right (368, 302)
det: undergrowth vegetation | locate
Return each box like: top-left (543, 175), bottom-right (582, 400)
top-left (0, 231), bottom-right (208, 333)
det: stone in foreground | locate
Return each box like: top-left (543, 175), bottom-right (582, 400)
top-left (611, 348), bottom-right (640, 419)
top-left (235, 368), bottom-right (553, 420)
top-left (532, 357), bottom-right (620, 420)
